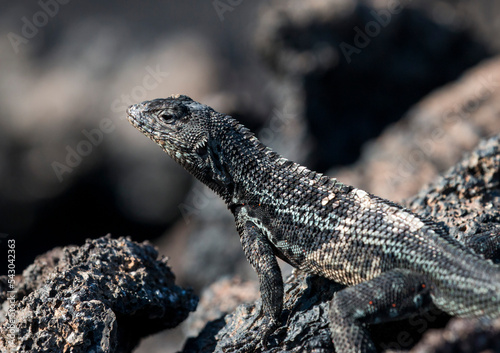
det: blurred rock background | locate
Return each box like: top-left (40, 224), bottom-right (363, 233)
top-left (1, 0), bottom-right (500, 352)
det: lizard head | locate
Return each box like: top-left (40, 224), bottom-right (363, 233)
top-left (127, 94), bottom-right (235, 198)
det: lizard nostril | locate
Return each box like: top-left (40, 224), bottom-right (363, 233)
top-left (127, 105), bottom-right (137, 116)
top-left (127, 104), bottom-right (142, 117)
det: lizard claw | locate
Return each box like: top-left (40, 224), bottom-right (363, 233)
top-left (220, 317), bottom-right (278, 352)
top-left (260, 318), bottom-right (278, 349)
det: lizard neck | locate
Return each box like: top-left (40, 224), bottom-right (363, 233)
top-left (211, 117), bottom-right (292, 206)
top-left (213, 117), bottom-right (348, 211)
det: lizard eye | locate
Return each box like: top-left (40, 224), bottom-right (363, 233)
top-left (158, 112), bottom-right (177, 124)
top-left (157, 105), bottom-right (189, 124)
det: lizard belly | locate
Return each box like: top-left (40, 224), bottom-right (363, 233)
top-left (303, 243), bottom-right (388, 285)
top-left (270, 230), bottom-right (392, 285)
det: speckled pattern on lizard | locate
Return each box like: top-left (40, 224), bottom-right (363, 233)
top-left (127, 95), bottom-right (500, 353)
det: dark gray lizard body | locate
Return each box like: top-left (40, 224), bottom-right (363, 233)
top-left (127, 95), bottom-right (500, 353)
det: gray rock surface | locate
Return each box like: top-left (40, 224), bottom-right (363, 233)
top-left (0, 236), bottom-right (198, 353)
top-left (406, 135), bottom-right (500, 262)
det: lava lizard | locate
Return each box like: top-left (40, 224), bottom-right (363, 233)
top-left (127, 95), bottom-right (500, 353)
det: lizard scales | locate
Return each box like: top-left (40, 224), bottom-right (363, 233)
top-left (127, 94), bottom-right (500, 353)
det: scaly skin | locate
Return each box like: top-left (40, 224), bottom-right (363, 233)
top-left (127, 95), bottom-right (500, 353)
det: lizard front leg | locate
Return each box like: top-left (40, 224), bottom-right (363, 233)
top-left (226, 211), bottom-right (284, 351)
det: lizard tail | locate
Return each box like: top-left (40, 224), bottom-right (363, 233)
top-left (429, 250), bottom-right (500, 318)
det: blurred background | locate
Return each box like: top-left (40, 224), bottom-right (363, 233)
top-left (2, 0), bottom-right (500, 351)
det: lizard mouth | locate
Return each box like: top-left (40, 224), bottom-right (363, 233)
top-left (127, 103), bottom-right (176, 133)
top-left (127, 104), bottom-right (158, 135)
top-left (126, 104), bottom-right (142, 127)
top-left (126, 103), bottom-right (179, 154)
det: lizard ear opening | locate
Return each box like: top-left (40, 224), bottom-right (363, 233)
top-left (202, 139), bottom-right (233, 191)
top-left (195, 143), bottom-right (208, 158)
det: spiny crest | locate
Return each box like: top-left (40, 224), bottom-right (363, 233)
top-left (226, 111), bottom-right (347, 192)
top-left (227, 117), bottom-right (281, 161)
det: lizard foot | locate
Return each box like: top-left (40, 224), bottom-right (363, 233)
top-left (220, 317), bottom-right (278, 352)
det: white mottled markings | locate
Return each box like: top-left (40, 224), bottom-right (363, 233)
top-left (385, 209), bottom-right (424, 233)
top-left (354, 188), bottom-right (375, 210)
top-left (322, 193), bottom-right (336, 206)
top-left (354, 189), bottom-right (368, 198)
